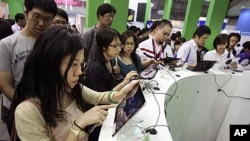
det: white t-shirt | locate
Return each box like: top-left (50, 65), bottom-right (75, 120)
top-left (137, 38), bottom-right (173, 61)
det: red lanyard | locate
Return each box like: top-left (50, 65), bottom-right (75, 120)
top-left (152, 39), bottom-right (163, 60)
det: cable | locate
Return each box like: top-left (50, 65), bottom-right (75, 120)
top-left (140, 71), bottom-right (178, 134)
top-left (143, 86), bottom-right (161, 134)
top-left (220, 89), bottom-right (250, 100)
top-left (141, 79), bottom-right (159, 91)
top-left (210, 71), bottom-right (250, 100)
top-left (210, 71), bottom-right (233, 90)
top-left (163, 70), bottom-right (178, 112)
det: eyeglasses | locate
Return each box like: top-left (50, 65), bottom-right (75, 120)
top-left (53, 20), bottom-right (68, 26)
top-left (31, 12), bottom-right (53, 24)
top-left (124, 42), bottom-right (135, 46)
top-left (109, 44), bottom-right (123, 49)
top-left (103, 14), bottom-right (115, 20)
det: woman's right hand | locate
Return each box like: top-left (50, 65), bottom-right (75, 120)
top-left (75, 105), bottom-right (115, 128)
top-left (113, 80), bottom-right (140, 101)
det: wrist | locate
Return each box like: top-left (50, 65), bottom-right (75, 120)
top-left (108, 90), bottom-right (119, 104)
top-left (70, 126), bottom-right (86, 138)
top-left (73, 120), bottom-right (88, 132)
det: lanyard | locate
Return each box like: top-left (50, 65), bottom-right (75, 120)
top-left (152, 39), bottom-right (163, 60)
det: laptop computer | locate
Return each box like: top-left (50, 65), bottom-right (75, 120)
top-left (187, 60), bottom-right (217, 72)
top-left (112, 83), bottom-right (146, 137)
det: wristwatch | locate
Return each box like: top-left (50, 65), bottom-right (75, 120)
top-left (70, 127), bottom-right (86, 138)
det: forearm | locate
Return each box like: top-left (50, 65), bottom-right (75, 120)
top-left (0, 71), bottom-right (15, 101)
top-left (0, 85), bottom-right (15, 101)
top-left (113, 81), bottom-right (127, 91)
top-left (142, 59), bottom-right (153, 69)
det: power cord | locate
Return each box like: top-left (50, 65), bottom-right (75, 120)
top-left (143, 86), bottom-right (161, 135)
top-left (211, 71), bottom-right (250, 100)
top-left (141, 71), bottom-right (178, 135)
top-left (163, 71), bottom-right (179, 113)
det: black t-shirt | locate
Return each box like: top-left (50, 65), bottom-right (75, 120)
top-left (85, 60), bottom-right (117, 91)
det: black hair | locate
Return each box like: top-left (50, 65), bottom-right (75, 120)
top-left (213, 34), bottom-right (228, 50)
top-left (170, 33), bottom-right (177, 41)
top-left (24, 0), bottom-right (57, 17)
top-left (96, 3), bottom-right (116, 18)
top-left (56, 8), bottom-right (68, 23)
top-left (14, 13), bottom-right (25, 22)
top-left (181, 37), bottom-right (186, 43)
top-left (174, 38), bottom-right (183, 46)
top-left (128, 26), bottom-right (139, 34)
top-left (158, 19), bottom-right (173, 29)
top-left (228, 32), bottom-right (241, 43)
top-left (120, 30), bottom-right (140, 70)
top-left (192, 25), bottom-right (211, 38)
top-left (94, 27), bottom-right (121, 61)
top-left (9, 26), bottom-right (86, 128)
top-left (0, 18), bottom-right (13, 40)
top-left (243, 41), bottom-right (250, 50)
top-left (138, 28), bottom-right (150, 36)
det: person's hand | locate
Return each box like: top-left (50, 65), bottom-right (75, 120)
top-left (123, 71), bottom-right (138, 84)
top-left (230, 61), bottom-right (238, 69)
top-left (187, 63), bottom-right (197, 69)
top-left (154, 60), bottom-right (164, 65)
top-left (75, 105), bottom-right (115, 128)
top-left (113, 65), bottom-right (120, 74)
top-left (114, 79), bottom-right (140, 101)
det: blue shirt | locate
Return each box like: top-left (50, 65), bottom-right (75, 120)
top-left (112, 55), bottom-right (142, 77)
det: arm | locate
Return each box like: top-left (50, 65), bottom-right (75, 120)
top-left (141, 59), bottom-right (154, 69)
top-left (112, 71), bottom-right (138, 91)
top-left (0, 71), bottom-right (15, 101)
top-left (15, 102), bottom-right (51, 141)
top-left (0, 40), bottom-right (15, 101)
top-left (16, 101), bottom-right (88, 141)
top-left (82, 80), bottom-right (140, 105)
top-left (176, 43), bottom-right (190, 67)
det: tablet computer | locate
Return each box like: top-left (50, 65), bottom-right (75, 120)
top-left (112, 83), bottom-right (145, 137)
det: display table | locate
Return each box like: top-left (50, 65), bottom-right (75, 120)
top-left (98, 70), bottom-right (175, 141)
top-left (164, 69), bottom-right (249, 141)
top-left (99, 68), bottom-right (249, 141)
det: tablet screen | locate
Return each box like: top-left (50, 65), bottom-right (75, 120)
top-left (112, 84), bottom-right (145, 137)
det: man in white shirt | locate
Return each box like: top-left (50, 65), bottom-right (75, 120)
top-left (11, 13), bottom-right (26, 33)
top-left (177, 25), bottom-right (211, 67)
top-left (136, 19), bottom-right (173, 68)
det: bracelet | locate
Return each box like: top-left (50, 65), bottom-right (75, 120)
top-left (70, 127), bottom-right (86, 138)
top-left (108, 90), bottom-right (119, 104)
top-left (73, 120), bottom-right (85, 131)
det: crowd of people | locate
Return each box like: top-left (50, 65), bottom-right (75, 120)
top-left (0, 0), bottom-right (250, 141)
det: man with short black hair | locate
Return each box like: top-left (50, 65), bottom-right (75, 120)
top-left (81, 3), bottom-right (116, 63)
top-left (0, 0), bottom-right (57, 124)
top-left (177, 25), bottom-right (211, 67)
top-left (11, 13), bottom-right (26, 33)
